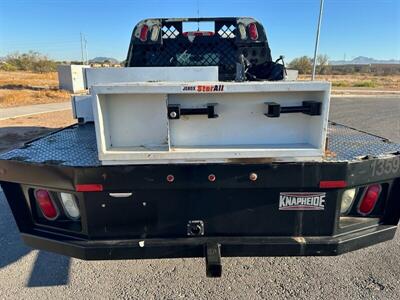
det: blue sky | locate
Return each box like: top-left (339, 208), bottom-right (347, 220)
top-left (0, 0), bottom-right (399, 62)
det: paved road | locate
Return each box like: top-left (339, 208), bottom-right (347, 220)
top-left (0, 102), bottom-right (71, 120)
top-left (0, 96), bottom-right (399, 299)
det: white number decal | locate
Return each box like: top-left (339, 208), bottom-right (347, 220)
top-left (371, 157), bottom-right (400, 177)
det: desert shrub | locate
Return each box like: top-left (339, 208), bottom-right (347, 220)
top-left (32, 59), bottom-right (58, 73)
top-left (289, 54), bottom-right (332, 75)
top-left (289, 56), bottom-right (312, 74)
top-left (0, 62), bottom-right (18, 71)
top-left (4, 51), bottom-right (57, 73)
top-left (352, 80), bottom-right (377, 88)
top-left (332, 81), bottom-right (350, 87)
top-left (316, 54), bottom-right (331, 74)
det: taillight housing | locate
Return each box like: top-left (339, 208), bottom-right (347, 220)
top-left (358, 184), bottom-right (382, 216)
top-left (139, 25), bottom-right (149, 42)
top-left (248, 23), bottom-right (258, 40)
top-left (238, 23), bottom-right (247, 40)
top-left (60, 192), bottom-right (80, 220)
top-left (340, 188), bottom-right (356, 214)
top-left (150, 25), bottom-right (160, 41)
top-left (34, 189), bottom-right (59, 220)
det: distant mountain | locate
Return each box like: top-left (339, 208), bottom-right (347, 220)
top-left (330, 56), bottom-right (400, 65)
top-left (89, 57), bottom-right (119, 64)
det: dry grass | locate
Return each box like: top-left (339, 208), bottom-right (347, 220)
top-left (0, 89), bottom-right (70, 108)
top-left (0, 71), bottom-right (70, 108)
top-left (0, 71), bottom-right (59, 86)
top-left (299, 74), bottom-right (400, 90)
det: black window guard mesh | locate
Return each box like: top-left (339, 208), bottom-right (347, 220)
top-left (127, 19), bottom-right (273, 81)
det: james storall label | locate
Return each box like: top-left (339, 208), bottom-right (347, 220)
top-left (279, 192), bottom-right (326, 211)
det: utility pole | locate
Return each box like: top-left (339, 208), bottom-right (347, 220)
top-left (197, 0), bottom-right (200, 31)
top-left (312, 0), bottom-right (324, 80)
top-left (80, 32), bottom-right (84, 65)
top-left (84, 36), bottom-right (88, 64)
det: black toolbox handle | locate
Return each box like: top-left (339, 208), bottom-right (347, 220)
top-left (168, 103), bottom-right (218, 119)
top-left (264, 101), bottom-right (322, 118)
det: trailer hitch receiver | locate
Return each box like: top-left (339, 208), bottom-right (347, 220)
top-left (205, 242), bottom-right (222, 278)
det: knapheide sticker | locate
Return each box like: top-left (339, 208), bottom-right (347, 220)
top-left (279, 192), bottom-right (326, 211)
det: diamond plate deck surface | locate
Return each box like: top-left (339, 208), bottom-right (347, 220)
top-left (325, 123), bottom-right (400, 161)
top-left (0, 124), bottom-right (100, 167)
top-left (0, 123), bottom-right (399, 166)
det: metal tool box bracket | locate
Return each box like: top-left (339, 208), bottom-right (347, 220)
top-left (168, 103), bottom-right (218, 119)
top-left (265, 101), bottom-right (322, 118)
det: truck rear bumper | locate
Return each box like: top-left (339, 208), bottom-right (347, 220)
top-left (22, 225), bottom-right (397, 260)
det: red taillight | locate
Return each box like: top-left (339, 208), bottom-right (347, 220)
top-left (34, 189), bottom-right (58, 220)
top-left (248, 23), bottom-right (258, 40)
top-left (76, 184), bottom-right (103, 192)
top-left (358, 184), bottom-right (381, 215)
top-left (319, 180), bottom-right (347, 189)
top-left (139, 25), bottom-right (149, 42)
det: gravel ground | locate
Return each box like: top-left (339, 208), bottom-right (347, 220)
top-left (0, 110), bottom-right (74, 152)
top-left (0, 96), bottom-right (399, 299)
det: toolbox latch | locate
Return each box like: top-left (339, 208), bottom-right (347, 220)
top-left (168, 103), bottom-right (218, 119)
top-left (265, 101), bottom-right (322, 118)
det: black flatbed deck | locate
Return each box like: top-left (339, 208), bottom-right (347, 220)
top-left (1, 121), bottom-right (400, 276)
top-left (0, 122), bottom-right (399, 167)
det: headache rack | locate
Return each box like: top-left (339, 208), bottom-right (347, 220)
top-left (125, 17), bottom-right (274, 81)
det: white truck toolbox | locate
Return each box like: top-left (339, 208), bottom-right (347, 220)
top-left (91, 81), bottom-right (330, 165)
top-left (85, 66), bottom-right (219, 87)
